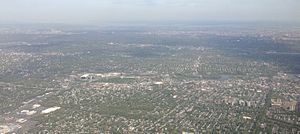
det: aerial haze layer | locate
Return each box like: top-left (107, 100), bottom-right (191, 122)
top-left (0, 0), bottom-right (300, 25)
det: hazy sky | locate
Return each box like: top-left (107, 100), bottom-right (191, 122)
top-left (0, 0), bottom-right (299, 25)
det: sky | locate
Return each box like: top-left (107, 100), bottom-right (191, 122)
top-left (0, 0), bottom-right (299, 25)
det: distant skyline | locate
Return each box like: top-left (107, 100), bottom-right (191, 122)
top-left (0, 0), bottom-right (299, 25)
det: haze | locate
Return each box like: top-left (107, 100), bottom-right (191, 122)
top-left (0, 0), bottom-right (299, 25)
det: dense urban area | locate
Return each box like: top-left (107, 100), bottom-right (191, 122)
top-left (0, 24), bottom-right (300, 133)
